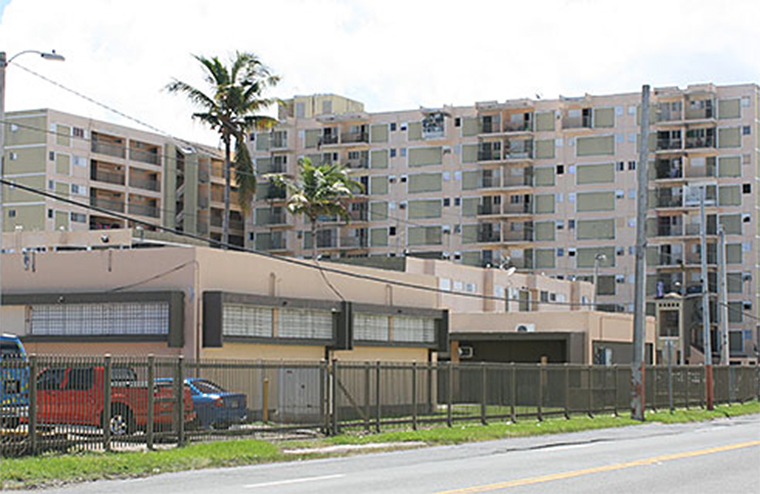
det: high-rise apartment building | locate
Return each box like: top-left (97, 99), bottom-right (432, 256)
top-left (249, 85), bottom-right (759, 362)
top-left (2, 109), bottom-right (245, 246)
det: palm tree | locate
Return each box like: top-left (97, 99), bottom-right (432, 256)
top-left (167, 52), bottom-right (279, 247)
top-left (268, 158), bottom-right (363, 260)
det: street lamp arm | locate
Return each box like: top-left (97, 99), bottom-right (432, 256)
top-left (4, 50), bottom-right (65, 66)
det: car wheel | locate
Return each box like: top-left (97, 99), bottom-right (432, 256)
top-left (104, 406), bottom-right (135, 436)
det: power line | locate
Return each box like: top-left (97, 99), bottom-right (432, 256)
top-left (1, 177), bottom-right (602, 309)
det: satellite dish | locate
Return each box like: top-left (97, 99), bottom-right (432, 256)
top-left (504, 266), bottom-right (517, 276)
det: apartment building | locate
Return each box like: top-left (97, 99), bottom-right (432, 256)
top-left (249, 86), bottom-right (760, 362)
top-left (2, 108), bottom-right (246, 246)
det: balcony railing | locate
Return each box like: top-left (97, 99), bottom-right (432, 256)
top-left (685, 106), bottom-right (714, 120)
top-left (480, 121), bottom-right (500, 134)
top-left (128, 202), bottom-right (159, 218)
top-left (345, 157), bottom-right (369, 169)
top-left (229, 218), bottom-right (244, 231)
top-left (658, 253), bottom-right (684, 266)
top-left (129, 148), bottom-right (161, 165)
top-left (258, 236), bottom-right (288, 251)
top-left (562, 115), bottom-right (592, 129)
top-left (502, 173), bottom-right (533, 187)
top-left (655, 195), bottom-right (683, 208)
top-left (258, 163), bottom-right (286, 175)
top-left (340, 236), bottom-right (368, 248)
top-left (91, 141), bottom-right (126, 159)
top-left (477, 230), bottom-right (501, 243)
top-left (654, 162), bottom-right (683, 179)
top-left (320, 134), bottom-right (339, 145)
top-left (341, 132), bottom-right (369, 144)
top-left (503, 229), bottom-right (533, 242)
top-left (130, 177), bottom-right (160, 192)
top-left (198, 197), bottom-right (209, 209)
top-left (348, 209), bottom-right (369, 221)
top-left (197, 222), bottom-right (209, 235)
top-left (259, 212), bottom-right (287, 225)
top-left (657, 139), bottom-right (682, 151)
top-left (481, 176), bottom-right (501, 189)
top-left (198, 169), bottom-right (210, 183)
top-left (656, 224), bottom-right (683, 237)
top-left (685, 136), bottom-right (715, 149)
top-left (502, 202), bottom-right (533, 215)
top-left (503, 120), bottom-right (533, 132)
top-left (503, 142), bottom-right (533, 160)
top-left (91, 169), bottom-right (125, 186)
top-left (477, 204), bottom-right (500, 215)
top-left (478, 150), bottom-right (501, 162)
top-left (210, 216), bottom-right (223, 227)
top-left (90, 196), bottom-right (125, 213)
top-left (684, 164), bottom-right (716, 178)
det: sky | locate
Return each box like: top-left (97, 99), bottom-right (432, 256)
top-left (1, 0), bottom-right (759, 148)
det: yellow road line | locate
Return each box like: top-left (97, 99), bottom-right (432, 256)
top-left (436, 440), bottom-right (760, 494)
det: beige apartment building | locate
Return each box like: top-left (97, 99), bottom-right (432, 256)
top-left (2, 108), bottom-right (246, 246)
top-left (249, 85), bottom-right (759, 362)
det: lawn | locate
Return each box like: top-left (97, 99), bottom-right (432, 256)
top-left (1, 401), bottom-right (758, 490)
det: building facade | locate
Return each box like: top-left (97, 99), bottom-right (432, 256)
top-left (249, 86), bottom-right (759, 362)
top-left (2, 109), bottom-right (246, 246)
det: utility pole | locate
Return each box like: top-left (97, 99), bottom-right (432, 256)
top-left (700, 186), bottom-right (714, 409)
top-left (717, 226), bottom-right (730, 365)
top-left (592, 253), bottom-right (607, 309)
top-left (631, 84), bottom-right (650, 421)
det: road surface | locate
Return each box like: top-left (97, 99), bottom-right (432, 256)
top-left (43, 414), bottom-right (760, 493)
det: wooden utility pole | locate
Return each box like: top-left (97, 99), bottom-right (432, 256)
top-left (700, 187), bottom-right (714, 410)
top-left (631, 85), bottom-right (650, 421)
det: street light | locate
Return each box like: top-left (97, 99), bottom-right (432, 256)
top-left (592, 253), bottom-right (607, 309)
top-left (0, 49), bottom-right (65, 317)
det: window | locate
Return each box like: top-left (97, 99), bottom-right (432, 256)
top-left (555, 220), bottom-right (564, 230)
top-left (454, 118), bottom-right (461, 127)
top-left (400, 148), bottom-right (407, 157)
top-left (443, 198), bottom-right (450, 207)
top-left (400, 124), bottom-right (407, 131)
top-left (47, 209), bottom-right (53, 219)
top-left (556, 165), bottom-right (564, 175)
top-left (71, 212), bottom-right (86, 223)
top-left (628, 161), bottom-right (636, 170)
top-left (557, 248), bottom-right (564, 256)
top-left (71, 184), bottom-right (87, 195)
top-left (742, 183), bottom-right (751, 194)
top-left (742, 126), bottom-right (750, 135)
top-left (390, 123), bottom-right (397, 131)
top-left (10, 124), bottom-right (18, 132)
top-left (389, 226), bottom-right (397, 236)
top-left (9, 152), bottom-right (17, 160)
top-left (8, 209), bottom-right (16, 218)
top-left (390, 148), bottom-right (397, 158)
top-left (49, 151), bottom-right (55, 161)
top-left (568, 219), bottom-right (575, 229)
top-left (454, 197), bottom-right (461, 206)
top-left (72, 127), bottom-right (85, 138)
top-left (617, 161), bottom-right (624, 171)
top-left (568, 248), bottom-right (576, 257)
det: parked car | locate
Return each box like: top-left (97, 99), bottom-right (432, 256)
top-left (35, 366), bottom-right (196, 435)
top-left (0, 334), bottom-right (28, 429)
top-left (157, 378), bottom-right (246, 429)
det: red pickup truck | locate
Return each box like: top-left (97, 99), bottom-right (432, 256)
top-left (35, 366), bottom-right (195, 436)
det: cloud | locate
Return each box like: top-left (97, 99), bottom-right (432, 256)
top-left (1, 0), bottom-right (758, 147)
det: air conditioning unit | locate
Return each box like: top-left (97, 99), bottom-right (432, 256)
top-left (516, 323), bottom-right (535, 333)
top-left (443, 146), bottom-right (452, 154)
top-left (458, 346), bottom-right (474, 359)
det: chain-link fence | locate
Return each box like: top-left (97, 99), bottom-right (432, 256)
top-left (1, 356), bottom-right (758, 456)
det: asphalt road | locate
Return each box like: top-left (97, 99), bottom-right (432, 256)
top-left (43, 414), bottom-right (760, 494)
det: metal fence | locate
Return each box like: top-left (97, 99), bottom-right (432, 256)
top-left (1, 356), bottom-right (758, 456)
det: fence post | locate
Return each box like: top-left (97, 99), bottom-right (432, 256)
top-left (364, 362), bottom-right (371, 432)
top-left (586, 367), bottom-right (593, 418)
top-left (147, 355), bottom-right (155, 450)
top-left (700, 367), bottom-right (706, 409)
top-left (685, 368), bottom-right (690, 409)
top-left (510, 363), bottom-right (517, 423)
top-left (103, 354), bottom-right (112, 451)
top-left (613, 365), bottom-right (619, 417)
top-left (480, 362), bottom-right (487, 425)
top-left (667, 344), bottom-right (674, 414)
top-left (176, 356), bottom-right (185, 446)
top-left (28, 355), bottom-right (37, 455)
top-left (331, 359), bottom-right (339, 436)
top-left (411, 362), bottom-right (418, 431)
top-left (564, 364), bottom-right (570, 420)
top-left (650, 366), bottom-right (658, 413)
top-left (446, 362), bottom-right (453, 428)
top-left (375, 361), bottom-right (381, 433)
top-left (537, 363), bottom-right (544, 422)
top-left (262, 378), bottom-right (270, 423)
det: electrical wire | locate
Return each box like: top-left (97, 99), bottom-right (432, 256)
top-left (1, 177), bottom-right (605, 309)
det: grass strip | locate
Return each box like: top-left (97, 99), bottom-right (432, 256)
top-left (1, 401), bottom-right (757, 490)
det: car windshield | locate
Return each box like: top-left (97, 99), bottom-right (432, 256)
top-left (192, 380), bottom-right (226, 394)
top-left (0, 341), bottom-right (22, 358)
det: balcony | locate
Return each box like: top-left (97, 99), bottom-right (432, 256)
top-left (684, 163), bottom-right (716, 178)
top-left (501, 202), bottom-right (533, 215)
top-left (340, 236), bottom-right (368, 248)
top-left (685, 103), bottom-right (714, 121)
top-left (685, 135), bottom-right (715, 149)
top-left (503, 141), bottom-right (533, 160)
top-left (562, 115), bottom-right (592, 129)
top-left (654, 195), bottom-right (683, 208)
top-left (129, 147), bottom-right (161, 166)
top-left (345, 156), bottom-right (369, 169)
top-left (320, 134), bottom-right (339, 145)
top-left (654, 160), bottom-right (683, 180)
top-left (502, 172), bottom-right (533, 188)
top-left (91, 169), bottom-right (125, 186)
top-left (479, 119), bottom-right (500, 134)
top-left (656, 139), bottom-right (683, 151)
top-left (477, 229), bottom-right (501, 243)
top-left (502, 120), bottom-right (533, 132)
top-left (130, 176), bottom-right (160, 192)
top-left (341, 132), bottom-right (369, 144)
top-left (90, 196), bottom-right (125, 213)
top-left (197, 222), bottom-right (209, 235)
top-left (503, 229), bottom-right (533, 242)
top-left (478, 150), bottom-right (501, 162)
top-left (477, 204), bottom-right (500, 216)
top-left (256, 234), bottom-right (288, 251)
top-left (348, 208), bottom-right (369, 222)
top-left (198, 196), bottom-right (209, 209)
top-left (229, 218), bottom-right (244, 231)
top-left (91, 140), bottom-right (126, 159)
top-left (656, 224), bottom-right (683, 237)
top-left (128, 202), bottom-right (159, 218)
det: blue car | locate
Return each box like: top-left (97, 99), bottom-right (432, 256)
top-left (1, 334), bottom-right (28, 429)
top-left (184, 379), bottom-right (247, 430)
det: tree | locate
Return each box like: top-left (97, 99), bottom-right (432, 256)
top-left (167, 52), bottom-right (279, 247)
top-left (268, 157), bottom-right (363, 259)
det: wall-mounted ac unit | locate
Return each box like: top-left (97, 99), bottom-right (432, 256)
top-left (516, 323), bottom-right (535, 333)
top-left (458, 346), bottom-right (474, 359)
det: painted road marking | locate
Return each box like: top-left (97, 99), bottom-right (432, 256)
top-left (244, 473), bottom-right (345, 489)
top-left (437, 440), bottom-right (760, 494)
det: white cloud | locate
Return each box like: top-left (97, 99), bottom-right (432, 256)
top-left (1, 0), bottom-right (758, 146)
